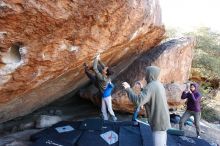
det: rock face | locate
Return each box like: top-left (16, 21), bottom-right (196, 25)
top-left (35, 115), bottom-right (62, 129)
top-left (80, 38), bottom-right (195, 113)
top-left (0, 0), bottom-right (164, 123)
top-left (164, 83), bottom-right (186, 109)
top-left (113, 37), bottom-right (195, 112)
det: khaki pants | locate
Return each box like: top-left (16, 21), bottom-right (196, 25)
top-left (152, 131), bottom-right (167, 146)
top-left (101, 96), bottom-right (115, 120)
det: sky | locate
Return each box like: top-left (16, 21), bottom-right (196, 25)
top-left (159, 0), bottom-right (220, 32)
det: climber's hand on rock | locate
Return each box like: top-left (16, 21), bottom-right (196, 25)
top-left (122, 82), bottom-right (130, 89)
top-left (96, 53), bottom-right (100, 60)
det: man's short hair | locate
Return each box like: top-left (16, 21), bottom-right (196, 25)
top-left (106, 68), bottom-right (114, 76)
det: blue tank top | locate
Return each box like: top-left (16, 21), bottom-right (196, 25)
top-left (103, 82), bottom-right (114, 98)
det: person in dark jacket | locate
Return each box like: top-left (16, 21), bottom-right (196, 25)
top-left (179, 82), bottom-right (202, 138)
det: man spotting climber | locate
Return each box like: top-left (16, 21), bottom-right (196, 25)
top-left (122, 66), bottom-right (171, 146)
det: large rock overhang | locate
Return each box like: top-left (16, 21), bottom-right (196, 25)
top-left (0, 0), bottom-right (164, 123)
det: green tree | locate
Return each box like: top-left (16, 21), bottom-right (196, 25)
top-left (166, 27), bottom-right (220, 122)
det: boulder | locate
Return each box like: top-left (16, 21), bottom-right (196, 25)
top-left (164, 83), bottom-right (186, 109)
top-left (80, 37), bottom-right (195, 113)
top-left (5, 140), bottom-right (31, 146)
top-left (0, 0), bottom-right (164, 123)
top-left (0, 129), bottom-right (39, 146)
top-left (35, 115), bottom-right (62, 129)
